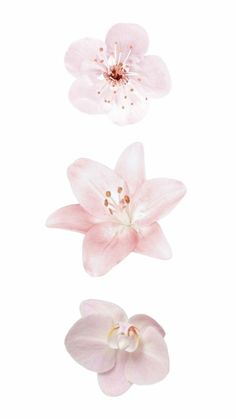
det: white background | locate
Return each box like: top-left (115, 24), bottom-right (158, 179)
top-left (1, 0), bottom-right (236, 417)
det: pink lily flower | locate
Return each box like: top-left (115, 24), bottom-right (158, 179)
top-left (65, 23), bottom-right (171, 125)
top-left (65, 299), bottom-right (169, 396)
top-left (47, 143), bottom-right (186, 277)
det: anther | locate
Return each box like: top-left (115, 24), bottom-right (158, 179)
top-left (130, 88), bottom-right (134, 92)
top-left (104, 199), bottom-right (109, 207)
top-left (117, 186), bottom-right (123, 193)
top-left (99, 47), bottom-right (104, 51)
top-left (109, 208), bottom-right (113, 215)
top-left (124, 195), bottom-right (130, 204)
top-left (106, 191), bottom-right (111, 197)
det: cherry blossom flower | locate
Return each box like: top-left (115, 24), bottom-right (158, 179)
top-left (65, 23), bottom-right (171, 125)
top-left (47, 142), bottom-right (186, 276)
top-left (65, 299), bottom-right (169, 396)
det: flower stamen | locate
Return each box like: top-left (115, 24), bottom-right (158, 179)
top-left (103, 188), bottom-right (132, 225)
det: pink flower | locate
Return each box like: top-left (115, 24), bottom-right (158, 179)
top-left (65, 299), bottom-right (169, 396)
top-left (65, 23), bottom-right (171, 125)
top-left (47, 142), bottom-right (186, 276)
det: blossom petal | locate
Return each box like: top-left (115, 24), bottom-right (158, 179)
top-left (65, 314), bottom-right (116, 373)
top-left (135, 223), bottom-right (172, 259)
top-left (68, 158), bottom-right (127, 219)
top-left (98, 351), bottom-right (131, 396)
top-left (105, 23), bottom-right (149, 58)
top-left (80, 300), bottom-right (128, 323)
top-left (125, 326), bottom-right (169, 385)
top-left (83, 222), bottom-right (138, 276)
top-left (128, 314), bottom-right (165, 337)
top-left (108, 88), bottom-right (148, 125)
top-left (134, 55), bottom-right (171, 98)
top-left (65, 38), bottom-right (106, 77)
top-left (115, 142), bottom-right (145, 196)
top-left (133, 178), bottom-right (186, 226)
top-left (46, 204), bottom-right (99, 233)
top-left (69, 76), bottom-right (107, 114)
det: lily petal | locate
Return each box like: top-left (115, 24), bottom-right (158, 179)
top-left (83, 222), bottom-right (138, 276)
top-left (125, 326), bottom-right (169, 385)
top-left (65, 38), bottom-right (106, 77)
top-left (128, 314), bottom-right (165, 337)
top-left (65, 314), bottom-right (116, 373)
top-left (134, 55), bottom-right (171, 98)
top-left (135, 223), bottom-right (172, 259)
top-left (105, 23), bottom-right (149, 58)
top-left (67, 159), bottom-right (127, 219)
top-left (46, 204), bottom-right (98, 233)
top-left (80, 300), bottom-right (128, 323)
top-left (98, 351), bottom-right (131, 396)
top-left (115, 142), bottom-right (145, 196)
top-left (133, 178), bottom-right (186, 226)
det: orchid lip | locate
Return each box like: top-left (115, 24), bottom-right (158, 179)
top-left (107, 322), bottom-right (140, 353)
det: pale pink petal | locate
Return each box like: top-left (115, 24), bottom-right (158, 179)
top-left (98, 351), bottom-right (131, 396)
top-left (67, 158), bottom-right (127, 219)
top-left (105, 23), bottom-right (149, 58)
top-left (65, 38), bottom-right (106, 77)
top-left (133, 55), bottom-right (171, 98)
top-left (69, 76), bottom-right (107, 114)
top-left (46, 204), bottom-right (99, 233)
top-left (108, 88), bottom-right (148, 125)
top-left (115, 142), bottom-right (145, 196)
top-left (125, 326), bottom-right (169, 385)
top-left (128, 314), bottom-right (165, 337)
top-left (133, 178), bottom-right (186, 226)
top-left (135, 223), bottom-right (172, 259)
top-left (80, 300), bottom-right (128, 323)
top-left (65, 314), bottom-right (116, 373)
top-left (83, 222), bottom-right (138, 276)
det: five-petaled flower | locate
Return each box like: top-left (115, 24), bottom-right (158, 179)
top-left (47, 142), bottom-right (186, 276)
top-left (65, 23), bottom-right (171, 125)
top-left (65, 299), bottom-right (169, 396)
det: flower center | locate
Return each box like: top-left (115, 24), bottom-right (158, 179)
top-left (103, 187), bottom-right (132, 226)
top-left (107, 322), bottom-right (140, 352)
top-left (104, 63), bottom-right (129, 86)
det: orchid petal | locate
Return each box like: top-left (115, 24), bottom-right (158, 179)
top-left (98, 351), bottom-right (131, 396)
top-left (80, 300), bottom-right (128, 323)
top-left (125, 326), bottom-right (169, 385)
top-left (129, 314), bottom-right (165, 337)
top-left (65, 314), bottom-right (116, 373)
